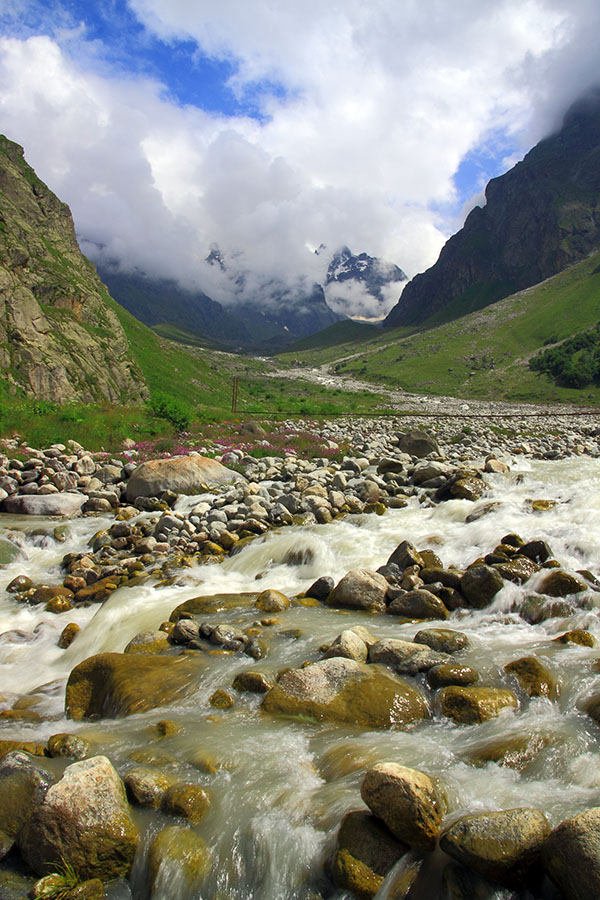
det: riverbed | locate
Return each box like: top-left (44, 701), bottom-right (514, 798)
top-left (2, 451), bottom-right (600, 898)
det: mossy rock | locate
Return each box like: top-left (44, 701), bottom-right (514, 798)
top-left (65, 652), bottom-right (205, 719)
top-left (262, 658), bottom-right (429, 730)
top-left (161, 784), bottom-right (211, 823)
top-left (47, 733), bottom-right (92, 760)
top-left (504, 656), bottom-right (559, 699)
top-left (460, 566), bottom-right (504, 608)
top-left (169, 593), bottom-right (259, 621)
top-left (553, 630), bottom-right (596, 647)
top-left (361, 763), bottom-right (444, 851)
top-left (148, 825), bottom-right (211, 895)
top-left (209, 689), bottom-right (234, 709)
top-left (538, 570), bottom-right (588, 597)
top-left (439, 686), bottom-right (517, 725)
top-left (427, 663), bottom-right (479, 689)
top-left (466, 733), bottom-right (552, 771)
top-left (232, 670), bottom-right (274, 694)
top-left (124, 631), bottom-right (171, 655)
top-left (413, 628), bottom-right (468, 654)
top-left (255, 589), bottom-right (290, 612)
top-left (440, 807), bottom-right (550, 888)
top-left (331, 810), bottom-right (408, 900)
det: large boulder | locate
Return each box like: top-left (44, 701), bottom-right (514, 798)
top-left (262, 658), bottom-right (429, 729)
top-left (440, 807), bottom-right (550, 888)
top-left (19, 756), bottom-right (138, 880)
top-left (542, 807), bottom-right (600, 899)
top-left (397, 430), bottom-right (440, 458)
top-left (65, 652), bottom-right (204, 719)
top-left (2, 493), bottom-right (86, 517)
top-left (360, 763), bottom-right (444, 850)
top-left (126, 455), bottom-right (244, 500)
top-left (331, 810), bottom-right (409, 900)
top-left (325, 569), bottom-right (389, 612)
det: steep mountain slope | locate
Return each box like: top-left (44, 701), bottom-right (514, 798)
top-left (385, 89), bottom-right (600, 328)
top-left (325, 246), bottom-right (407, 319)
top-left (0, 135), bottom-right (147, 402)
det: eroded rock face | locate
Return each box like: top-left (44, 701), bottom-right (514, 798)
top-left (126, 455), bottom-right (244, 500)
top-left (0, 135), bottom-right (147, 402)
top-left (440, 808), bottom-right (550, 888)
top-left (262, 658), bottom-right (429, 729)
top-left (19, 756), bottom-right (138, 880)
top-left (65, 652), bottom-right (204, 719)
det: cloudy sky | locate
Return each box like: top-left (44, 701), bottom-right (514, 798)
top-left (1, 0), bottom-right (599, 316)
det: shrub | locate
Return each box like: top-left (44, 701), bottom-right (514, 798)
top-left (149, 392), bottom-right (193, 431)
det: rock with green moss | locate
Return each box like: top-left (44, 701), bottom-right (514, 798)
top-left (439, 686), bottom-right (517, 725)
top-left (386, 589), bottom-right (449, 620)
top-left (255, 589), bottom-right (290, 611)
top-left (124, 630), bottom-right (171, 654)
top-left (0, 538), bottom-right (22, 567)
top-left (427, 663), bottom-right (479, 689)
top-left (413, 628), bottom-right (468, 654)
top-left (148, 825), bottom-right (211, 896)
top-left (232, 670), bottom-right (274, 693)
top-left (170, 593), bottom-right (259, 621)
top-left (47, 734), bottom-right (91, 761)
top-left (331, 810), bottom-right (409, 899)
top-left (262, 657), bottom-right (429, 729)
top-left (65, 652), bottom-right (205, 719)
top-left (466, 733), bottom-right (552, 771)
top-left (440, 807), bottom-right (549, 888)
top-left (124, 766), bottom-right (174, 808)
top-left (19, 755), bottom-right (138, 880)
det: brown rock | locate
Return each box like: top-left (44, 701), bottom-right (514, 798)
top-left (504, 656), bottom-right (559, 699)
top-left (439, 686), bottom-right (517, 725)
top-left (360, 763), bottom-right (444, 850)
top-left (542, 807), bottom-right (600, 899)
top-left (331, 810), bottom-right (409, 900)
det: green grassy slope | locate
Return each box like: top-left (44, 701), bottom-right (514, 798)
top-left (280, 251), bottom-right (600, 404)
top-left (281, 319), bottom-right (379, 353)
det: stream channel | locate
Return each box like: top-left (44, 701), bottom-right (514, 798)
top-left (2, 456), bottom-right (600, 899)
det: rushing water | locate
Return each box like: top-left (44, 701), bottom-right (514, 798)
top-left (2, 457), bottom-right (600, 898)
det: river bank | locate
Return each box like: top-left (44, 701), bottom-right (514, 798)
top-left (1, 414), bottom-right (600, 899)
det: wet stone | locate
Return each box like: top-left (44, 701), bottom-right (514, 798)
top-left (427, 664), bottom-right (479, 689)
top-left (503, 656), bottom-right (559, 699)
top-left (413, 628), bottom-right (469, 654)
top-left (331, 810), bottom-right (409, 900)
top-left (439, 686), bottom-right (517, 725)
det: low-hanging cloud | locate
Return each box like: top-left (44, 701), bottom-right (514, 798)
top-left (1, 0), bottom-right (599, 311)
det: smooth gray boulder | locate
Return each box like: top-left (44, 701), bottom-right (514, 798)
top-left (2, 493), bottom-right (86, 517)
top-left (126, 455), bottom-right (245, 500)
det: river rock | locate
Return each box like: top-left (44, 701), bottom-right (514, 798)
top-left (148, 825), bottom-right (211, 896)
top-left (19, 756), bottom-right (138, 880)
top-left (542, 807), bottom-right (600, 899)
top-left (2, 493), bottom-right (86, 517)
top-left (0, 757), bottom-right (52, 858)
top-left (386, 589), bottom-right (449, 620)
top-left (553, 629), bottom-right (596, 647)
top-left (65, 652), bottom-right (204, 719)
top-left (440, 807), bottom-right (549, 887)
top-left (368, 639), bottom-right (448, 675)
top-left (439, 686), bottom-right (517, 724)
top-left (441, 859), bottom-right (522, 899)
top-left (124, 630), bottom-right (171, 654)
top-left (360, 763), bottom-right (444, 850)
top-left (126, 455), bottom-right (244, 500)
top-left (460, 565), bottom-right (504, 607)
top-left (427, 664), bottom-right (479, 689)
top-left (331, 810), bottom-right (409, 900)
top-left (397, 430), bottom-right (440, 458)
top-left (386, 540), bottom-right (424, 570)
top-left (161, 784), bottom-right (211, 823)
top-left (537, 570), bottom-right (588, 597)
top-left (255, 589), bottom-right (290, 611)
top-left (323, 629), bottom-right (369, 662)
top-left (0, 539), bottom-right (22, 566)
top-left (232, 670), bottom-right (274, 693)
top-left (466, 733), bottom-right (552, 771)
top-left (414, 628), bottom-right (468, 654)
top-left (326, 569), bottom-right (389, 612)
top-left (503, 656), bottom-right (559, 699)
top-left (262, 657), bottom-right (429, 729)
top-left (58, 623), bottom-right (80, 649)
top-left (47, 733), bottom-right (92, 760)
top-left (123, 767), bottom-right (173, 808)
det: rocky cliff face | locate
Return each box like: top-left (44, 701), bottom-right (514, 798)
top-left (0, 136), bottom-right (147, 402)
top-left (385, 89), bottom-right (600, 328)
top-left (325, 246), bottom-right (407, 319)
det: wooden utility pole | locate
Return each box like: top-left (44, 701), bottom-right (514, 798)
top-left (232, 376), bottom-right (239, 414)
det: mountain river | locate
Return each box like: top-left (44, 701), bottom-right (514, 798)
top-left (2, 456), bottom-right (600, 898)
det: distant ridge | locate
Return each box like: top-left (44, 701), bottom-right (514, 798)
top-left (385, 88), bottom-right (600, 328)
